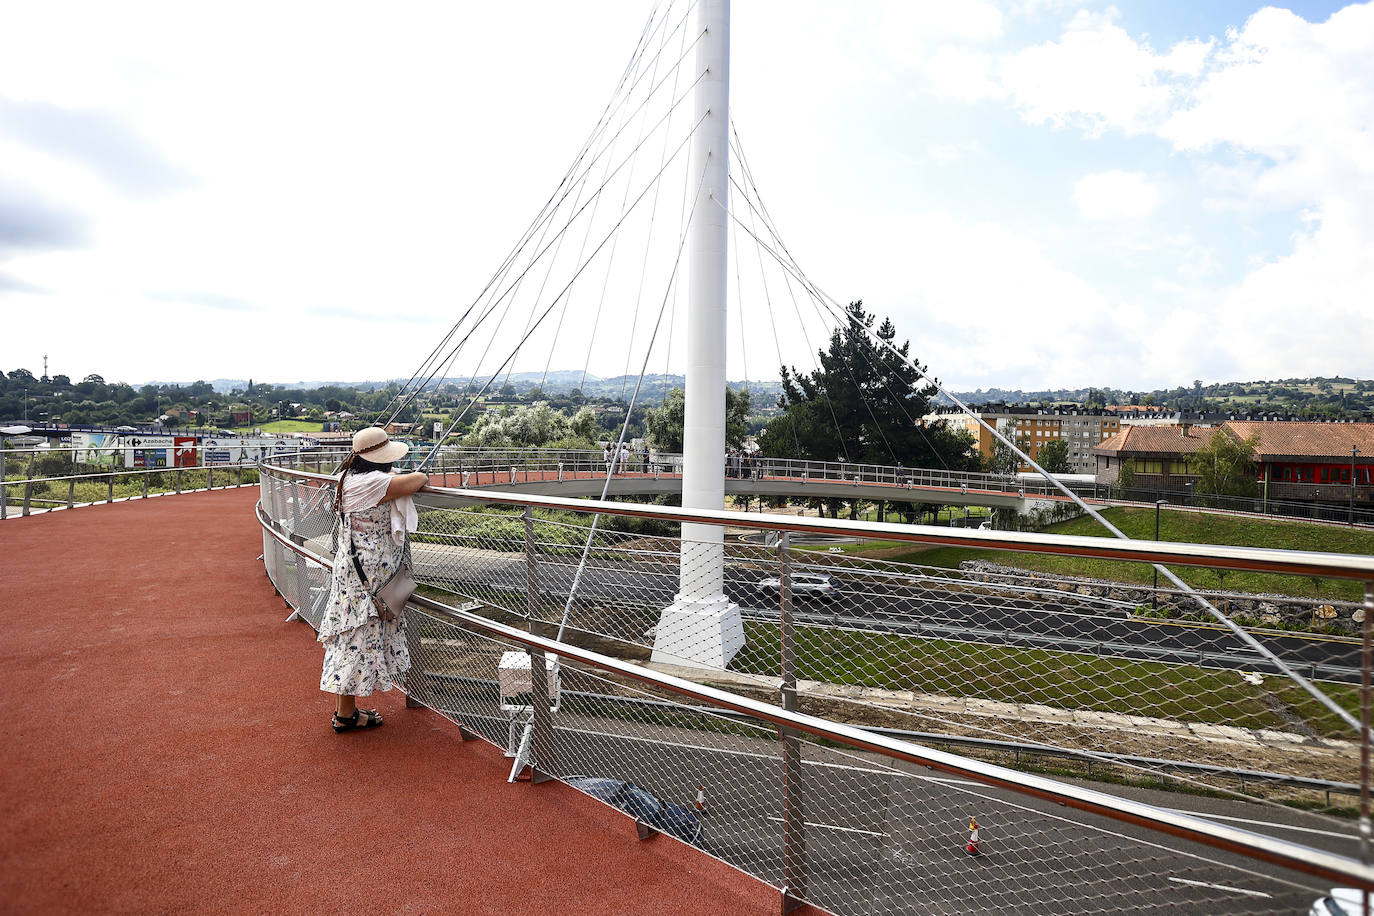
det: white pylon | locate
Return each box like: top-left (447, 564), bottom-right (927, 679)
top-left (651, 0), bottom-right (744, 669)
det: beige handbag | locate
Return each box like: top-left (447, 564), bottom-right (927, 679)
top-left (347, 518), bottom-right (416, 622)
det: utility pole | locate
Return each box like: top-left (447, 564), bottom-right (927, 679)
top-left (652, 0), bottom-right (744, 669)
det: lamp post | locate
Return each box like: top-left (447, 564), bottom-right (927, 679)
top-left (1152, 499), bottom-right (1168, 608)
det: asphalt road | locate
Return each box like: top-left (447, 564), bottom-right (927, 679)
top-left (414, 543), bottom-right (1362, 682)
top-left (435, 693), bottom-right (1344, 916)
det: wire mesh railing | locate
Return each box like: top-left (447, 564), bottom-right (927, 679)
top-left (306, 445), bottom-right (1374, 527)
top-left (0, 445), bottom-right (289, 518)
top-left (257, 459), bottom-right (1374, 915)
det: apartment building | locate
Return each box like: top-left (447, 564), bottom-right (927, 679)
top-left (923, 406), bottom-right (1123, 474)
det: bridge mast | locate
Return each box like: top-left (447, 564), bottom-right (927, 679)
top-left (652, 0), bottom-right (745, 668)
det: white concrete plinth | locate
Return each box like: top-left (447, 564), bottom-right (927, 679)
top-left (651, 594), bottom-right (745, 669)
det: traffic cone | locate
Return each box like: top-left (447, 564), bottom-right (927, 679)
top-left (966, 816), bottom-right (981, 855)
top-left (696, 784), bottom-right (706, 813)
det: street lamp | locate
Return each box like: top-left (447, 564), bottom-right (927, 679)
top-left (1152, 499), bottom-right (1168, 608)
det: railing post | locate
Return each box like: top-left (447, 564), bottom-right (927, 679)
top-left (523, 506), bottom-right (555, 784)
top-left (1361, 581), bottom-right (1372, 883)
top-left (207, 465), bottom-right (214, 490)
top-left (1, 450), bottom-right (8, 519)
top-left (778, 532), bottom-right (807, 913)
top-left (67, 478), bottom-right (75, 509)
top-left (142, 471), bottom-right (149, 499)
top-left (106, 467), bottom-right (115, 504)
top-left (175, 469), bottom-right (182, 494)
top-left (20, 453), bottom-right (38, 516)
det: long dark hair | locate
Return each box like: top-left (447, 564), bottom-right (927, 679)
top-left (335, 453), bottom-right (395, 516)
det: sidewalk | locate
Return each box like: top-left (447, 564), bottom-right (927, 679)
top-left (0, 488), bottom-right (777, 914)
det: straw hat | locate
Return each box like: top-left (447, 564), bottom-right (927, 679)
top-left (351, 426), bottom-right (409, 463)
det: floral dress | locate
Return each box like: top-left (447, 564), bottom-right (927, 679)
top-left (318, 474), bottom-right (412, 697)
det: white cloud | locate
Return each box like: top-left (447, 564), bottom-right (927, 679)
top-left (925, 139), bottom-right (988, 164)
top-left (999, 18), bottom-right (1210, 134)
top-left (1073, 170), bottom-right (1160, 221)
top-left (924, 47), bottom-right (1005, 103)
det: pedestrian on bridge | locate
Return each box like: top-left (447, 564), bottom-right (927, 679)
top-left (318, 427), bottom-right (429, 733)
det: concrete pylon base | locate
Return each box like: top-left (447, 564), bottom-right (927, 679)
top-left (650, 595), bottom-right (745, 669)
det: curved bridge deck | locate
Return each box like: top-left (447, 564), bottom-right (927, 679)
top-left (437, 466), bottom-right (1030, 508)
top-left (0, 489), bottom-right (777, 914)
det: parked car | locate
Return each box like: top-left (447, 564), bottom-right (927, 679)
top-left (564, 776), bottom-right (702, 845)
top-left (755, 572), bottom-right (837, 602)
top-left (1312, 889), bottom-right (1369, 915)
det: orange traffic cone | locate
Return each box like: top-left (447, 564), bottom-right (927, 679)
top-left (966, 816), bottom-right (981, 855)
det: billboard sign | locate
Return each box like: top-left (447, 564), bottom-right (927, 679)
top-left (199, 437), bottom-right (308, 465)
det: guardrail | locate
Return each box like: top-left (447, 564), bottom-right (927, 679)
top-left (0, 458), bottom-right (262, 518)
top-left (360, 445), bottom-right (1374, 526)
top-left (257, 459), bottom-right (1374, 915)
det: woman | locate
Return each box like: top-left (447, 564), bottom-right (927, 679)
top-left (319, 426), bottom-right (429, 733)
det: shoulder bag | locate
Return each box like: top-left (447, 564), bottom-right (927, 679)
top-left (345, 514), bottom-right (417, 622)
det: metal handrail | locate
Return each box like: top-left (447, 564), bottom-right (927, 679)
top-left (256, 462), bottom-right (1374, 580)
top-left (253, 500), bottom-right (1374, 891)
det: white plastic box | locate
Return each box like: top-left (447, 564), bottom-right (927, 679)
top-left (498, 650), bottom-right (560, 712)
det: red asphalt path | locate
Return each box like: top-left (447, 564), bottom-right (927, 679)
top-left (0, 488), bottom-right (779, 915)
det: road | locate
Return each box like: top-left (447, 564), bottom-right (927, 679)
top-left (424, 680), bottom-right (1342, 916)
top-left (412, 542), bottom-right (1362, 682)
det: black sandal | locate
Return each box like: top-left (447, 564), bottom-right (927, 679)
top-left (332, 709), bottom-right (384, 733)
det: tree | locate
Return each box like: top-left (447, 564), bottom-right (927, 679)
top-left (569, 407), bottom-right (599, 442)
top-left (988, 420), bottom-right (1030, 475)
top-left (758, 301), bottom-right (978, 469)
top-left (1115, 458), bottom-right (1137, 491)
top-left (1193, 430), bottom-right (1260, 497)
top-left (1037, 439), bottom-right (1071, 474)
top-left (644, 387), bottom-right (750, 453)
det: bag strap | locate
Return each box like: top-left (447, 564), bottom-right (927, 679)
top-left (344, 513), bottom-right (371, 590)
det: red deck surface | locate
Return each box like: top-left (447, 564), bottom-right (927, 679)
top-left (0, 489), bottom-right (780, 914)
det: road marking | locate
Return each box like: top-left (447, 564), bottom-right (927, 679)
top-left (1162, 808), bottom-right (1356, 841)
top-left (1166, 876), bottom-right (1272, 898)
top-left (570, 726), bottom-right (983, 784)
top-left (766, 815), bottom-right (887, 838)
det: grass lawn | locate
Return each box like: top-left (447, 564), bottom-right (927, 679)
top-left (733, 620), bottom-right (1359, 737)
top-left (233, 419), bottom-right (323, 434)
top-left (831, 507), bottom-right (1374, 602)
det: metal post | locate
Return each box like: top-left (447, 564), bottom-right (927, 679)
top-left (1, 449), bottom-right (7, 519)
top-left (524, 507), bottom-right (555, 784)
top-left (106, 467), bottom-right (114, 503)
top-left (1353, 446), bottom-right (1360, 527)
top-left (142, 472), bottom-right (149, 499)
top-left (22, 453), bottom-right (35, 516)
top-left (778, 532), bottom-right (807, 913)
top-left (1361, 581), bottom-right (1372, 903)
top-left (1152, 499), bottom-right (1167, 609)
top-left (67, 478), bottom-right (75, 509)
top-left (175, 469), bottom-right (182, 494)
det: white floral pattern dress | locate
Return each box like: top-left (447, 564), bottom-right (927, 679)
top-left (318, 472), bottom-right (412, 697)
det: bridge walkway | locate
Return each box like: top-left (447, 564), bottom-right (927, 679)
top-left (0, 488), bottom-right (779, 914)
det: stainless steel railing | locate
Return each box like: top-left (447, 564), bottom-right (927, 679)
top-left (257, 459), bottom-right (1374, 914)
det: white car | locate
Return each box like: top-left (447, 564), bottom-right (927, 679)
top-left (1313, 889), bottom-right (1369, 915)
top-left (756, 572), bottom-right (837, 602)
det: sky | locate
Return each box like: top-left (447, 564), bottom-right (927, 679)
top-left (0, 0), bottom-right (1370, 393)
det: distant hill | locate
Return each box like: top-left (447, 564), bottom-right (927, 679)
top-left (942, 377), bottom-right (1374, 419)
